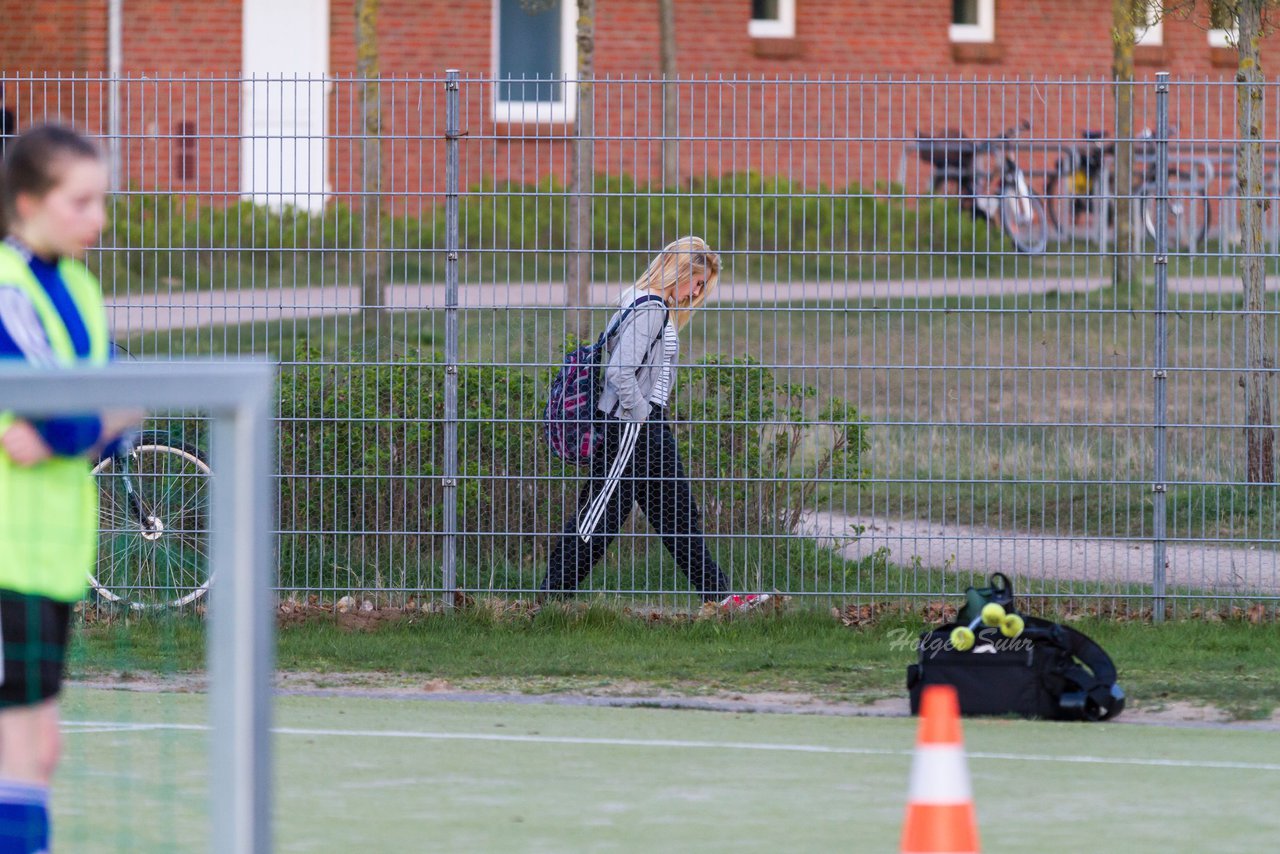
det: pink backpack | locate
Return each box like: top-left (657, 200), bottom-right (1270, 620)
top-left (543, 294), bottom-right (666, 466)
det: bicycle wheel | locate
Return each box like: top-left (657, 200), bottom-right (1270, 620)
top-left (999, 182), bottom-right (1049, 254)
top-left (90, 432), bottom-right (212, 609)
top-left (1141, 170), bottom-right (1211, 250)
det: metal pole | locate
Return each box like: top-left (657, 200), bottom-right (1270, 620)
top-left (204, 365), bottom-right (275, 854)
top-left (1151, 72), bottom-right (1170, 623)
top-left (1097, 153), bottom-right (1111, 251)
top-left (442, 69), bottom-right (460, 604)
top-left (107, 0), bottom-right (123, 192)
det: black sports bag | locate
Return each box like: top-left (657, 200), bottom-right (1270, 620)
top-left (906, 576), bottom-right (1125, 722)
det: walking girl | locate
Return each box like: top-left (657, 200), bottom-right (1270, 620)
top-left (541, 237), bottom-right (766, 611)
top-left (0, 124), bottom-right (139, 852)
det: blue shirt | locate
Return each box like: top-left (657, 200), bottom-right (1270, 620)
top-left (0, 248), bottom-right (105, 456)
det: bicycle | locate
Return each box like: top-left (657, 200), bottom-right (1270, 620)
top-left (911, 120), bottom-right (1049, 254)
top-left (1045, 128), bottom-right (1212, 250)
top-left (88, 354), bottom-right (212, 609)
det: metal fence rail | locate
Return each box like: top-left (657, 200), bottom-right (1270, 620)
top-left (4, 72), bottom-right (1278, 614)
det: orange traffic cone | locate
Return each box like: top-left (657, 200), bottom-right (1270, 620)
top-left (901, 684), bottom-right (980, 854)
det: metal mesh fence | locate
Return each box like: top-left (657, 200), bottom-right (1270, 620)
top-left (5, 71), bottom-right (1278, 614)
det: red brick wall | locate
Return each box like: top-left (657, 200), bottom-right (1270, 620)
top-left (329, 0), bottom-right (1276, 209)
top-left (2, 0), bottom-right (106, 73)
top-left (1, 0), bottom-right (241, 202)
top-left (0, 1), bottom-right (1269, 211)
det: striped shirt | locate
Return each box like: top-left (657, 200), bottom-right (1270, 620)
top-left (0, 238), bottom-right (105, 455)
top-left (647, 320), bottom-right (679, 408)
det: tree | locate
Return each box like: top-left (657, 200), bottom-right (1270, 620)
top-left (1110, 0), bottom-right (1144, 288)
top-left (1161, 0), bottom-right (1277, 480)
top-left (1234, 0), bottom-right (1275, 482)
top-left (566, 0), bottom-right (596, 332)
top-left (658, 0), bottom-right (679, 189)
top-left (355, 0), bottom-right (385, 338)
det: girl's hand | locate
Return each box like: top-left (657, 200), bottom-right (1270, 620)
top-left (1, 420), bottom-right (54, 467)
top-left (100, 409), bottom-right (146, 441)
top-left (87, 409), bottom-right (148, 460)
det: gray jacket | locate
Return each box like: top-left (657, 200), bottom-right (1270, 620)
top-left (596, 289), bottom-right (675, 423)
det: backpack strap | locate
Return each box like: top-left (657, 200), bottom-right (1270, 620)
top-left (595, 293), bottom-right (668, 349)
top-left (1022, 617), bottom-right (1125, 721)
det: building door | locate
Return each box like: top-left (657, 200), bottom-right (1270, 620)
top-left (242, 0), bottom-right (330, 211)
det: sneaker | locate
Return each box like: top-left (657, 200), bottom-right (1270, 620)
top-left (718, 593), bottom-right (772, 613)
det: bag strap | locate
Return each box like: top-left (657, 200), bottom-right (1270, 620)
top-left (596, 293), bottom-right (668, 349)
top-left (1022, 617), bottom-right (1125, 721)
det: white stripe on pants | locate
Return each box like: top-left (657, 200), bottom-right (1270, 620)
top-left (577, 419), bottom-right (642, 541)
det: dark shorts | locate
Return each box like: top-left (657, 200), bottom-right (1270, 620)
top-left (0, 590), bottom-right (71, 709)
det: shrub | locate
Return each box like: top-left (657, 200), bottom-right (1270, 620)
top-left (98, 173), bottom-right (1005, 289)
top-left (275, 344), bottom-right (868, 594)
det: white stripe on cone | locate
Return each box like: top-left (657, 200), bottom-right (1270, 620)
top-left (907, 745), bottom-right (973, 804)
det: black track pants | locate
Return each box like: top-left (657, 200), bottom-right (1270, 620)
top-left (541, 416), bottom-right (729, 600)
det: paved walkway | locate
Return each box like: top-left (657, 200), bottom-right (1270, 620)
top-left (105, 274), bottom-right (1263, 335)
top-left (798, 511), bottom-right (1280, 596)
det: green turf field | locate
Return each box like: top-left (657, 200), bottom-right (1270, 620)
top-left (56, 686), bottom-right (1278, 853)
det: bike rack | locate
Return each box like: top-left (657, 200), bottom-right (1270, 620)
top-left (1213, 154), bottom-right (1280, 249)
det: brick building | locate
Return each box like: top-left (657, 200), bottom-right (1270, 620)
top-left (0, 1), bottom-right (1263, 211)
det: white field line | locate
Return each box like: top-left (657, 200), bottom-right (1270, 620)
top-left (61, 720), bottom-right (1280, 773)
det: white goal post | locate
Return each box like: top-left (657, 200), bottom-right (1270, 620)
top-left (0, 361), bottom-right (276, 854)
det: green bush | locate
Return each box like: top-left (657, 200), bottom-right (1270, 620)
top-left (97, 173), bottom-right (1004, 289)
top-left (677, 356), bottom-right (870, 537)
top-left (274, 344), bottom-right (868, 594)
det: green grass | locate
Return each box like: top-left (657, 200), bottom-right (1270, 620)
top-left (119, 285), bottom-right (1280, 549)
top-left (268, 524), bottom-right (1279, 612)
top-left (108, 293), bottom-right (1280, 604)
top-left (56, 687), bottom-right (1280, 853)
top-left (69, 604), bottom-right (1280, 719)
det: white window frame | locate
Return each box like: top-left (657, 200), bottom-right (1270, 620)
top-left (1135, 2), bottom-right (1163, 47)
top-left (749, 0), bottom-right (797, 39)
top-left (492, 0), bottom-right (578, 124)
top-left (1208, 24), bottom-right (1237, 48)
top-left (1208, 1), bottom-right (1237, 47)
top-left (949, 0), bottom-right (995, 44)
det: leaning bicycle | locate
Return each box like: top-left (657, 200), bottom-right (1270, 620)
top-left (911, 120), bottom-right (1049, 254)
top-left (90, 422), bottom-right (212, 610)
top-left (1045, 128), bottom-right (1212, 250)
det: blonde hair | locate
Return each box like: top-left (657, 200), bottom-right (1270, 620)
top-left (635, 236), bottom-right (720, 330)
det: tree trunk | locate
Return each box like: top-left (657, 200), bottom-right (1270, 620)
top-left (566, 0), bottom-right (595, 333)
top-left (658, 0), bottom-right (679, 189)
top-left (1111, 0), bottom-right (1136, 288)
top-left (1237, 0), bottom-right (1275, 483)
top-left (356, 0), bottom-right (384, 339)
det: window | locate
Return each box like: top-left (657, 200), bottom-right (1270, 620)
top-left (174, 121), bottom-right (198, 182)
top-left (1208, 1), bottom-right (1237, 47)
top-left (750, 0), bottom-right (796, 39)
top-left (950, 0), bottom-right (994, 43)
top-left (493, 0), bottom-right (578, 123)
top-left (1134, 1), bottom-right (1162, 47)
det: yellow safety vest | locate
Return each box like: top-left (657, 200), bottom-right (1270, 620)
top-left (0, 243), bottom-right (110, 601)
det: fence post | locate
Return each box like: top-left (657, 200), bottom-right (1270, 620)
top-left (442, 69), bottom-right (460, 605)
top-left (1151, 71), bottom-right (1170, 622)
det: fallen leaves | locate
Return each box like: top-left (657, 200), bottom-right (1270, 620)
top-left (76, 591), bottom-right (1280, 630)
